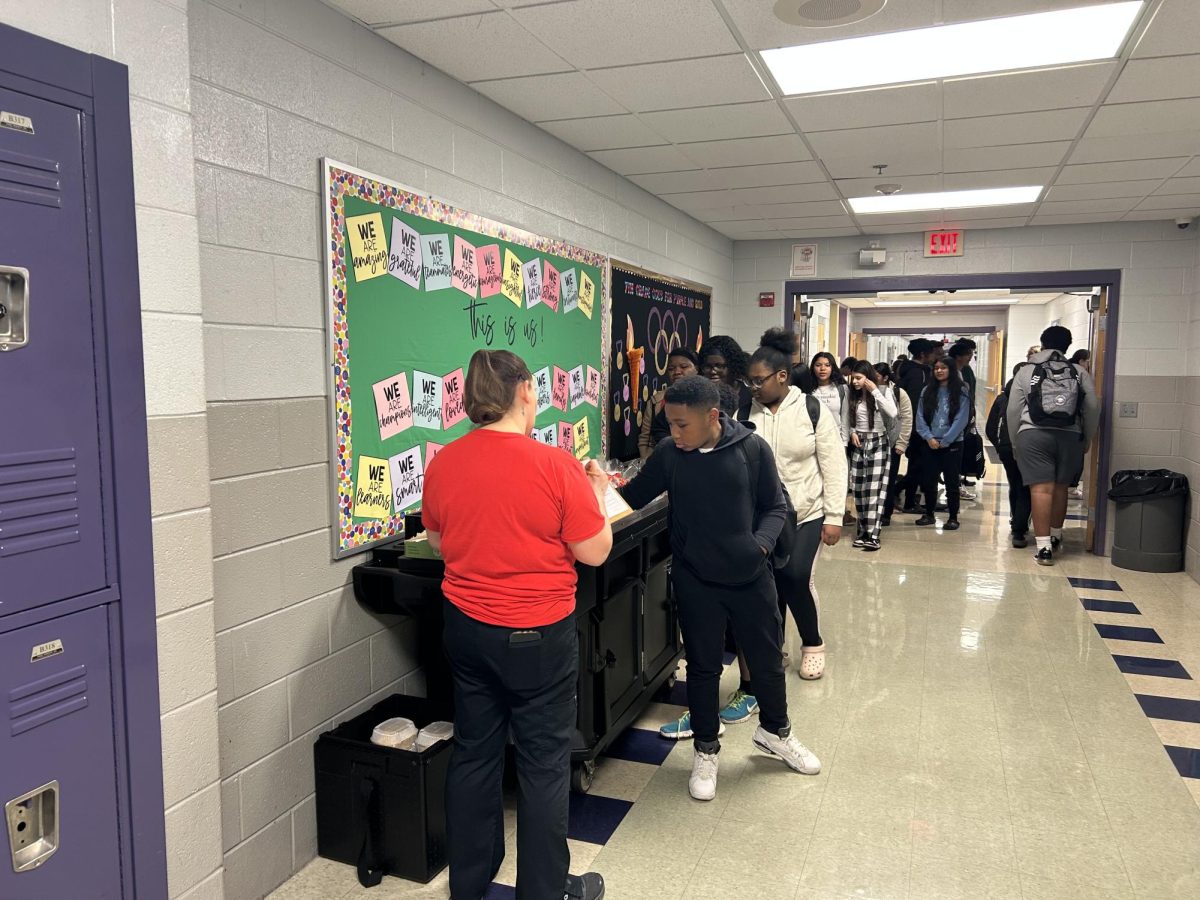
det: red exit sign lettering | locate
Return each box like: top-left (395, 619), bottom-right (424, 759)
top-left (925, 230), bottom-right (964, 257)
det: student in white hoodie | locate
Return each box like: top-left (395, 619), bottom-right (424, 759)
top-left (746, 329), bottom-right (848, 680)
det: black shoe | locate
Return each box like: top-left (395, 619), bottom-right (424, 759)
top-left (944, 518), bottom-right (960, 531)
top-left (1012, 534), bottom-right (1028, 549)
top-left (565, 872), bottom-right (605, 900)
top-left (901, 504), bottom-right (921, 514)
top-left (1051, 536), bottom-right (1063, 553)
top-left (935, 503), bottom-right (948, 512)
top-left (861, 538), bottom-right (881, 551)
top-left (881, 517), bottom-right (892, 527)
top-left (1036, 547), bottom-right (1054, 567)
top-left (915, 515), bottom-right (936, 526)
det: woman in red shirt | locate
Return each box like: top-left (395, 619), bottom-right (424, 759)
top-left (423, 349), bottom-right (612, 900)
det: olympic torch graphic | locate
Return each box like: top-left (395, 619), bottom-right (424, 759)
top-left (626, 314), bottom-right (643, 414)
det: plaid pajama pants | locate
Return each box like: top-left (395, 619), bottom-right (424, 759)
top-left (851, 433), bottom-right (892, 541)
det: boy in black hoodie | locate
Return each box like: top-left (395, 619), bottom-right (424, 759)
top-left (620, 376), bottom-right (820, 801)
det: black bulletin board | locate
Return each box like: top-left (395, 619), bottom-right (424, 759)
top-left (608, 262), bottom-right (712, 461)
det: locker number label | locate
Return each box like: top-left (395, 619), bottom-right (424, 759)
top-left (30, 640), bottom-right (64, 663)
top-left (0, 111), bottom-right (35, 134)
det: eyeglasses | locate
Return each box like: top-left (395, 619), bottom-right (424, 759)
top-left (743, 370), bottom-right (785, 388)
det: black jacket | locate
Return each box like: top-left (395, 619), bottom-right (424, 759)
top-left (986, 379), bottom-right (1014, 453)
top-left (620, 414), bottom-right (786, 586)
top-left (896, 360), bottom-right (930, 412)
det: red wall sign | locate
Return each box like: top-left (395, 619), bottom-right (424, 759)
top-left (925, 230), bottom-right (965, 257)
top-left (758, 291), bottom-right (775, 308)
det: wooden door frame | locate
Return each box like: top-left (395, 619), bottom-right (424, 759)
top-left (787, 269), bottom-right (1122, 555)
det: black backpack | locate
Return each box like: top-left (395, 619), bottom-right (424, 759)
top-left (1028, 355), bottom-right (1084, 427)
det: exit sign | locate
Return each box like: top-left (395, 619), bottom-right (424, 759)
top-left (925, 230), bottom-right (965, 257)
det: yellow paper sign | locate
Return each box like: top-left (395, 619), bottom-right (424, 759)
top-left (354, 455), bottom-right (393, 519)
top-left (573, 417), bottom-right (590, 460)
top-left (579, 272), bottom-right (595, 319)
top-left (346, 213), bottom-right (388, 282)
top-left (500, 248), bottom-right (524, 308)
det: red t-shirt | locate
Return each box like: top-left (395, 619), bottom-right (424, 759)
top-left (421, 429), bottom-right (606, 628)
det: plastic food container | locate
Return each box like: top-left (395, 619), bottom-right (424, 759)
top-left (370, 717), bottom-right (418, 749)
top-left (414, 721), bottom-right (454, 752)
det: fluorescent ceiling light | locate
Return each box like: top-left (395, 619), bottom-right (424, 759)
top-left (761, 2), bottom-right (1142, 95)
top-left (873, 300), bottom-right (944, 307)
top-left (850, 186), bottom-right (1042, 214)
top-left (878, 289), bottom-right (1005, 296)
top-left (944, 298), bottom-right (1020, 306)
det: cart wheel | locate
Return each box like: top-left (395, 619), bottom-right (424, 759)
top-left (571, 760), bottom-right (595, 794)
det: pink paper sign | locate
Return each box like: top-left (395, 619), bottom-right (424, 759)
top-left (541, 260), bottom-right (560, 312)
top-left (451, 236), bottom-right (479, 298)
top-left (551, 366), bottom-right (569, 411)
top-left (476, 244), bottom-right (502, 298)
top-left (372, 372), bottom-right (413, 441)
top-left (442, 368), bottom-right (467, 429)
top-left (426, 441), bottom-right (445, 468)
top-left (584, 366), bottom-right (601, 407)
top-left (557, 421), bottom-right (574, 456)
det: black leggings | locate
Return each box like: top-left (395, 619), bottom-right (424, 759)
top-left (773, 517), bottom-right (823, 647)
top-left (921, 444), bottom-right (963, 518)
top-left (882, 449), bottom-right (904, 518)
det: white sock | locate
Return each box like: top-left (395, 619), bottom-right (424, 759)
top-left (1051, 527), bottom-right (1063, 541)
top-left (1036, 536), bottom-right (1052, 551)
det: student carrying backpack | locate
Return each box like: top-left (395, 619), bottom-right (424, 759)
top-left (986, 367), bottom-right (1031, 548)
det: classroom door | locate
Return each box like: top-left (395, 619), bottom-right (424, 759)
top-left (849, 332), bottom-right (867, 360)
top-left (0, 84), bottom-right (108, 616)
top-left (1084, 289), bottom-right (1108, 552)
top-left (984, 330), bottom-right (1005, 417)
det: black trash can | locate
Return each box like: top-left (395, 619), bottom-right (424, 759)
top-left (1108, 470), bottom-right (1189, 573)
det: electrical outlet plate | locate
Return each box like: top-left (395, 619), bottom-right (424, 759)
top-left (1119, 402), bottom-right (1138, 418)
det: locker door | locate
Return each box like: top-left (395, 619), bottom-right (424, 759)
top-left (0, 86), bottom-right (108, 615)
top-left (0, 605), bottom-right (122, 898)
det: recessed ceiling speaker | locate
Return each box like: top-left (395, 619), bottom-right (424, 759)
top-left (773, 0), bottom-right (887, 27)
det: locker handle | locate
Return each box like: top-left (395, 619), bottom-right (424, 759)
top-left (0, 265), bottom-right (30, 351)
top-left (6, 780), bottom-right (58, 873)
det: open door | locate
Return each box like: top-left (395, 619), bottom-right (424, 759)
top-left (1084, 288), bottom-right (1108, 553)
top-left (849, 332), bottom-right (867, 360)
top-left (984, 330), bottom-right (1005, 418)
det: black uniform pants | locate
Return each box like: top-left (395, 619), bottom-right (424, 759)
top-left (882, 448), bottom-right (905, 518)
top-left (921, 444), bottom-right (963, 518)
top-left (673, 561), bottom-right (790, 751)
top-left (442, 601), bottom-right (577, 900)
top-left (1000, 448), bottom-right (1032, 537)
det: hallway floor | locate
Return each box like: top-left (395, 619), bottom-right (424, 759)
top-left (271, 466), bottom-right (1200, 899)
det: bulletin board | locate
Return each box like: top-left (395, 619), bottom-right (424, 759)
top-left (608, 262), bottom-right (711, 461)
top-left (323, 160), bottom-right (608, 558)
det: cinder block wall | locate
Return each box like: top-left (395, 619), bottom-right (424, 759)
top-left (732, 225), bottom-right (1200, 574)
top-left (0, 1), bottom-right (223, 897)
top-left (188, 0), bottom-right (733, 895)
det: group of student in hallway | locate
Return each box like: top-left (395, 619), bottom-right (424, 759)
top-left (418, 321), bottom-right (1098, 900)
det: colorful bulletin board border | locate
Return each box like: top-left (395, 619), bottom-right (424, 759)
top-left (322, 159), bottom-right (610, 558)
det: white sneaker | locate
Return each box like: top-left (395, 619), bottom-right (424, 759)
top-left (752, 726), bottom-right (821, 775)
top-left (689, 750), bottom-right (719, 801)
top-left (959, 488), bottom-right (977, 501)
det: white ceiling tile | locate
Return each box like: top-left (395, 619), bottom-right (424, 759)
top-left (512, 0), bottom-right (738, 68)
top-left (1156, 177), bottom-right (1200, 195)
top-left (660, 189), bottom-right (737, 212)
top-left (680, 135), bottom-right (811, 168)
top-left (629, 171), bottom-right (728, 194)
top-left (943, 63), bottom-right (1116, 118)
top-left (588, 55), bottom-right (770, 112)
top-left (779, 227), bottom-right (861, 238)
top-left (473, 72), bottom-right (625, 122)
top-left (630, 160), bottom-right (826, 194)
top-left (938, 216), bottom-right (1030, 230)
top-left (1177, 158), bottom-right (1200, 178)
top-left (769, 216), bottom-right (857, 230)
top-left (855, 212), bottom-right (945, 227)
top-left (949, 204), bottom-right (1038, 220)
top-left (713, 225), bottom-right (784, 239)
top-left (785, 83), bottom-right (940, 133)
top-left (755, 200), bottom-right (849, 219)
top-left (942, 168), bottom-right (1058, 190)
top-left (1032, 213), bottom-right (1122, 225)
top-left (694, 204), bottom-right (763, 222)
top-left (1087, 98), bottom-right (1200, 137)
top-left (722, 183), bottom-right (841, 205)
top-left (1108, 55), bottom-right (1200, 104)
top-left (639, 102), bottom-right (793, 143)
top-left (587, 145), bottom-right (699, 176)
top-left (325, 0), bottom-right (494, 26)
top-left (1132, 0), bottom-right (1200, 59)
top-left (1070, 132), bottom-right (1200, 164)
top-left (1038, 198), bottom-right (1140, 215)
top-left (944, 143), bottom-right (1071, 173)
top-left (835, 174), bottom-right (942, 197)
top-left (1057, 159), bottom-right (1190, 184)
top-left (808, 122), bottom-right (940, 179)
top-left (1135, 193), bottom-right (1200, 210)
top-left (378, 12), bottom-right (568, 81)
top-left (720, 0), bottom-right (937, 51)
top-left (944, 109), bottom-right (1090, 149)
top-left (863, 222), bottom-right (947, 234)
top-left (539, 115), bottom-right (667, 151)
top-left (1045, 180), bottom-right (1162, 201)
top-left (1122, 209), bottom-right (1200, 221)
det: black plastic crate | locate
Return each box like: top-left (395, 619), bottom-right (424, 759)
top-left (314, 695), bottom-right (452, 884)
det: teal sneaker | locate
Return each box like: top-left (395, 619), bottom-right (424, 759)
top-left (658, 711), bottom-right (725, 741)
top-left (719, 690), bottom-right (759, 724)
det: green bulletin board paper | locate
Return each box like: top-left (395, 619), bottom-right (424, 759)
top-left (324, 160), bottom-right (607, 558)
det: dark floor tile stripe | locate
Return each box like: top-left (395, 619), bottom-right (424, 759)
top-left (1069, 577), bottom-right (1122, 591)
top-left (1095, 623), bottom-right (1163, 643)
top-left (1114, 655), bottom-right (1192, 679)
top-left (1136, 694), bottom-right (1200, 724)
top-left (568, 792), bottom-right (634, 845)
top-left (1164, 745), bottom-right (1200, 779)
top-left (601, 726), bottom-right (675, 765)
top-left (1080, 597), bottom-right (1141, 614)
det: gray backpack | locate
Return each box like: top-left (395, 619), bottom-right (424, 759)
top-left (1028, 354), bottom-right (1083, 427)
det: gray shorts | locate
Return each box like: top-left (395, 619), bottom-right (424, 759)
top-left (1015, 428), bottom-right (1085, 486)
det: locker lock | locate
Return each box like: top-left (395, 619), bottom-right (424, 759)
top-left (0, 266), bottom-right (29, 351)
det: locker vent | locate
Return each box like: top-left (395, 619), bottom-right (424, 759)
top-left (9, 664), bottom-right (88, 736)
top-left (0, 146), bottom-right (61, 209)
top-left (0, 448), bottom-right (80, 557)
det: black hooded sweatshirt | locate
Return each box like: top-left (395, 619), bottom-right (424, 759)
top-left (619, 414), bottom-right (787, 586)
top-left (896, 359), bottom-right (931, 411)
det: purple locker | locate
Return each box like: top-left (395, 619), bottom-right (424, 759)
top-left (0, 606), bottom-right (122, 897)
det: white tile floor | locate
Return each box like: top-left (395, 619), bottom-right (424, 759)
top-left (271, 465), bottom-right (1200, 899)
